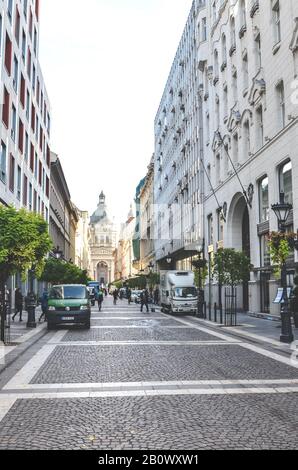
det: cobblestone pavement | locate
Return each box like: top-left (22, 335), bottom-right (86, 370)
top-left (0, 297), bottom-right (297, 450)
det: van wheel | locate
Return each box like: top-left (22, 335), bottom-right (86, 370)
top-left (85, 321), bottom-right (91, 330)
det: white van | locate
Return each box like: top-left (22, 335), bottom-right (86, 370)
top-left (160, 271), bottom-right (198, 314)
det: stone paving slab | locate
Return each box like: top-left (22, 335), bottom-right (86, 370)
top-left (0, 393), bottom-right (297, 449)
top-left (90, 318), bottom-right (181, 327)
top-left (31, 344), bottom-right (298, 385)
top-left (61, 328), bottom-right (220, 343)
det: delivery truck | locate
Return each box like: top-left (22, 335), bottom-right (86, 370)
top-left (160, 271), bottom-right (198, 314)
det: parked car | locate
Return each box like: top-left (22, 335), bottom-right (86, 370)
top-left (47, 285), bottom-right (91, 330)
top-left (131, 290), bottom-right (143, 304)
top-left (87, 286), bottom-right (96, 306)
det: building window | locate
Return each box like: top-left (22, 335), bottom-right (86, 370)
top-left (276, 80), bottom-right (285, 129)
top-left (5, 33), bottom-right (12, 75)
top-left (240, 0), bottom-right (246, 28)
top-left (23, 0), bottom-right (28, 19)
top-left (30, 143), bottom-right (34, 171)
top-left (0, 142), bottom-right (7, 183)
top-left (9, 153), bottom-right (15, 192)
top-left (202, 17), bottom-right (207, 41)
top-left (242, 53), bottom-right (248, 90)
top-left (29, 9), bottom-right (33, 38)
top-left (26, 90), bottom-right (30, 120)
top-left (272, 0), bottom-right (281, 45)
top-left (232, 132), bottom-right (239, 164)
top-left (13, 55), bottom-right (18, 91)
top-left (23, 174), bottom-right (28, 206)
top-left (214, 49), bottom-right (219, 80)
top-left (17, 166), bottom-right (21, 200)
top-left (232, 73), bottom-right (238, 102)
top-left (18, 118), bottom-right (24, 154)
top-left (208, 214), bottom-right (214, 246)
top-left (25, 132), bottom-right (29, 162)
top-left (31, 103), bottom-right (35, 132)
top-left (260, 235), bottom-right (270, 267)
top-left (215, 153), bottom-right (220, 185)
top-left (20, 74), bottom-right (25, 108)
top-left (2, 86), bottom-right (10, 128)
top-left (230, 17), bottom-right (236, 49)
top-left (256, 106), bottom-right (264, 149)
top-left (243, 120), bottom-right (250, 160)
top-left (11, 104), bottom-right (17, 142)
top-left (29, 183), bottom-right (32, 211)
top-left (255, 33), bottom-right (262, 70)
top-left (217, 209), bottom-right (224, 243)
top-left (223, 86), bottom-right (228, 119)
top-left (33, 28), bottom-right (37, 54)
top-left (27, 48), bottom-right (31, 79)
top-left (279, 161), bottom-right (293, 205)
top-left (222, 33), bottom-right (227, 63)
top-left (22, 30), bottom-right (26, 62)
top-left (7, 0), bottom-right (13, 23)
top-left (259, 176), bottom-right (269, 223)
top-left (15, 7), bottom-right (20, 44)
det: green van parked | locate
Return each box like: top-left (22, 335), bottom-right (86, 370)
top-left (47, 285), bottom-right (91, 330)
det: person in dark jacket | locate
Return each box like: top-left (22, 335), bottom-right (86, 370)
top-left (98, 289), bottom-right (104, 311)
top-left (12, 288), bottom-right (23, 322)
top-left (140, 289), bottom-right (149, 313)
top-left (39, 289), bottom-right (48, 322)
top-left (113, 289), bottom-right (118, 305)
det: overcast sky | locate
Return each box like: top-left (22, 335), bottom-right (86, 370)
top-left (39, 0), bottom-right (193, 223)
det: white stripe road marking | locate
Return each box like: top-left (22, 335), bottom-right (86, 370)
top-left (164, 314), bottom-right (241, 343)
top-left (159, 312), bottom-right (298, 369)
top-left (188, 316), bottom-right (287, 348)
top-left (53, 341), bottom-right (239, 346)
top-left (6, 378), bottom-right (298, 391)
top-left (90, 325), bottom-right (193, 329)
top-left (0, 386), bottom-right (297, 419)
top-left (0, 398), bottom-right (16, 423)
top-left (91, 317), bottom-right (173, 320)
top-left (47, 330), bottom-right (68, 344)
top-left (3, 344), bottom-right (57, 390)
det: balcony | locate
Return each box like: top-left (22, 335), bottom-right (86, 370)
top-left (250, 0), bottom-right (259, 18)
top-left (229, 44), bottom-right (236, 57)
top-left (239, 25), bottom-right (247, 39)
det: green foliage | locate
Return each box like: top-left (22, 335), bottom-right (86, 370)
top-left (193, 266), bottom-right (208, 288)
top-left (268, 232), bottom-right (294, 276)
top-left (112, 281), bottom-right (123, 290)
top-left (213, 248), bottom-right (251, 288)
top-left (40, 258), bottom-right (90, 285)
top-left (147, 272), bottom-right (160, 289)
top-left (0, 205), bottom-right (52, 283)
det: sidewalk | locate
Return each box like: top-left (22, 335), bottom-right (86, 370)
top-left (2, 307), bottom-right (47, 345)
top-left (155, 305), bottom-right (297, 348)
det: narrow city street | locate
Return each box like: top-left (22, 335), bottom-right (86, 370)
top-left (0, 296), bottom-right (297, 450)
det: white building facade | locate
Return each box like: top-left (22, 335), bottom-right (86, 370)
top-left (154, 0), bottom-right (204, 271)
top-left (201, 0), bottom-right (298, 315)
top-left (153, 0), bottom-right (298, 315)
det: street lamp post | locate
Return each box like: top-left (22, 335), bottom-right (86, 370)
top-left (26, 266), bottom-right (37, 329)
top-left (271, 192), bottom-right (294, 344)
top-left (192, 240), bottom-right (206, 318)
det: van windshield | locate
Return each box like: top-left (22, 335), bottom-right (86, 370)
top-left (174, 287), bottom-right (197, 298)
top-left (50, 286), bottom-right (87, 300)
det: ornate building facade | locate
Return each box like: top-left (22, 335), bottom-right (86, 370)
top-left (89, 192), bottom-right (117, 285)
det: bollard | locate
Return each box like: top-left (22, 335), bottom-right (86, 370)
top-left (214, 302), bottom-right (217, 323)
top-left (208, 303), bottom-right (211, 321)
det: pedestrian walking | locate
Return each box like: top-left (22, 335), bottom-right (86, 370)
top-left (154, 287), bottom-right (160, 306)
top-left (113, 289), bottom-right (118, 305)
top-left (12, 288), bottom-right (23, 322)
top-left (127, 288), bottom-right (132, 305)
top-left (98, 289), bottom-right (104, 311)
top-left (140, 289), bottom-right (150, 313)
top-left (39, 289), bottom-right (48, 322)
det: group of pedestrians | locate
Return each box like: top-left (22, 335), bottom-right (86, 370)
top-left (111, 287), bottom-right (160, 314)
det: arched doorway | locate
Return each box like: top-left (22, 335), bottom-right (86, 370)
top-left (97, 262), bottom-right (109, 286)
top-left (228, 193), bottom-right (251, 312)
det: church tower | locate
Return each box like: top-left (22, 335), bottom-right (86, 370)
top-left (89, 192), bottom-right (117, 285)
